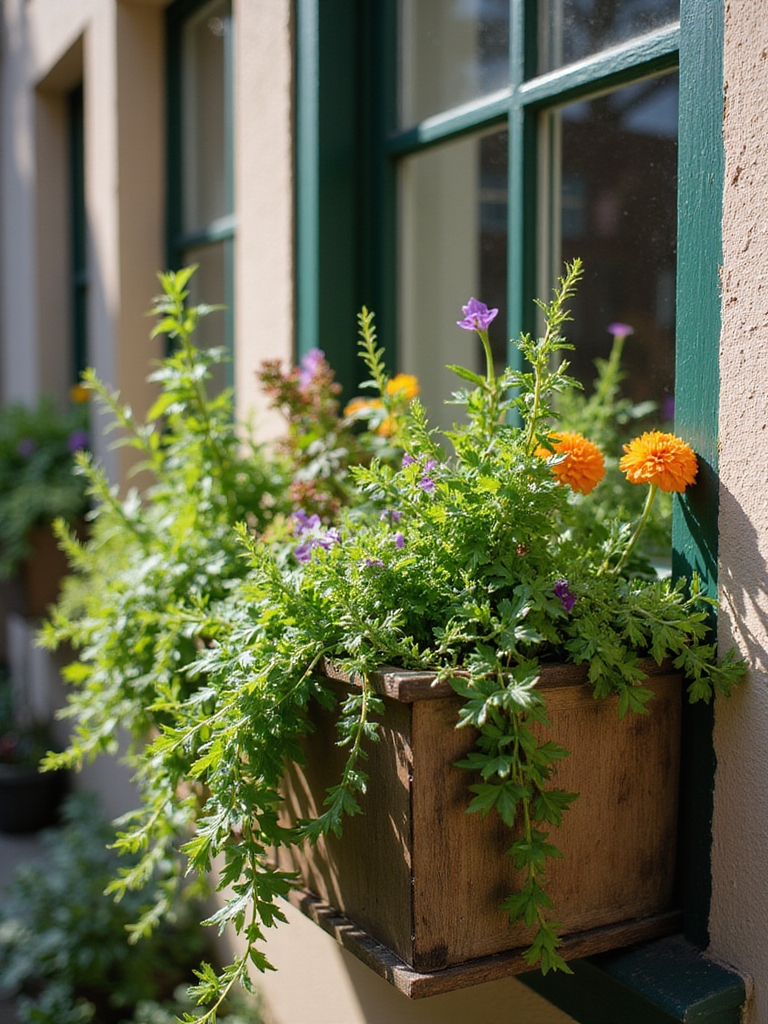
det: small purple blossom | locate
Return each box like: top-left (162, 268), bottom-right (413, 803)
top-left (16, 437), bottom-right (37, 458)
top-left (363, 557), bottom-right (386, 569)
top-left (402, 452), bottom-right (416, 467)
top-left (380, 509), bottom-right (402, 524)
top-left (607, 322), bottom-right (634, 338)
top-left (457, 298), bottom-right (499, 332)
top-left (418, 460), bottom-right (437, 494)
top-left (554, 580), bottom-right (576, 613)
top-left (662, 394), bottom-right (675, 421)
top-left (297, 348), bottom-right (326, 391)
top-left (394, 531), bottom-right (405, 549)
top-left (67, 430), bottom-right (89, 452)
top-left (293, 509), bottom-right (322, 536)
top-left (294, 542), bottom-right (313, 563)
top-left (317, 527), bottom-right (341, 550)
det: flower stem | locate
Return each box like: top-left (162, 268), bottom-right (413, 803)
top-left (611, 483), bottom-right (658, 575)
top-left (478, 328), bottom-right (495, 385)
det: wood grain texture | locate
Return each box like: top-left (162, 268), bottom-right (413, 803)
top-left (287, 886), bottom-right (682, 1000)
top-left (278, 666), bottom-right (682, 983)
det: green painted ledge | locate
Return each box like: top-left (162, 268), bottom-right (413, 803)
top-left (520, 935), bottom-right (746, 1024)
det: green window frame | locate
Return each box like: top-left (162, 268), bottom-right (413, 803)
top-left (166, 0), bottom-right (235, 386)
top-left (68, 81), bottom-right (87, 385)
top-left (296, 1), bottom-right (743, 1019)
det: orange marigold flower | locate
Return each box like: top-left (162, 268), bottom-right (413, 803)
top-left (385, 373), bottom-right (419, 401)
top-left (537, 431), bottom-right (606, 495)
top-left (69, 383), bottom-right (90, 404)
top-left (619, 431), bottom-right (698, 493)
top-left (343, 396), bottom-right (383, 418)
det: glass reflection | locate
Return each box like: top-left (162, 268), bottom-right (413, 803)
top-left (399, 130), bottom-right (508, 429)
top-left (182, 240), bottom-right (229, 394)
top-left (182, 0), bottom-right (232, 233)
top-left (538, 0), bottom-right (679, 73)
top-left (549, 73), bottom-right (678, 408)
top-left (399, 0), bottom-right (509, 128)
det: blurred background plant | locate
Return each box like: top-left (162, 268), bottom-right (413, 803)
top-left (0, 394), bottom-right (89, 578)
top-left (0, 792), bottom-right (263, 1024)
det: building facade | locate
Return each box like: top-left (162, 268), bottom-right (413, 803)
top-left (1, 1), bottom-right (766, 1022)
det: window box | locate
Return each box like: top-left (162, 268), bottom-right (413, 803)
top-left (277, 659), bottom-right (682, 997)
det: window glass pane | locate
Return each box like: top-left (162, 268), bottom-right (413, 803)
top-left (538, 0), bottom-right (679, 73)
top-left (398, 0), bottom-right (509, 128)
top-left (548, 73), bottom-right (678, 409)
top-left (398, 129), bottom-right (508, 429)
top-left (182, 240), bottom-right (228, 394)
top-left (182, 0), bottom-right (232, 233)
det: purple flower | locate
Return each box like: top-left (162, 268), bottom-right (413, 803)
top-left (16, 437), bottom-right (37, 458)
top-left (418, 459), bottom-right (437, 494)
top-left (293, 509), bottom-right (321, 536)
top-left (363, 557), bottom-right (386, 569)
top-left (297, 348), bottom-right (326, 391)
top-left (317, 528), bottom-right (341, 550)
top-left (380, 509), bottom-right (402, 524)
top-left (457, 298), bottom-right (499, 332)
top-left (554, 580), bottom-right (576, 613)
top-left (394, 531), bottom-right (405, 549)
top-left (662, 394), bottom-right (675, 421)
top-left (294, 542), bottom-right (313, 563)
top-left (607, 322), bottom-right (634, 338)
top-left (67, 430), bottom-right (89, 452)
top-left (402, 453), bottom-right (416, 468)
top-left (293, 523), bottom-right (341, 562)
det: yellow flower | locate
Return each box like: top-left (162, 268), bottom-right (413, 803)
top-left (69, 383), bottom-right (90, 404)
top-left (385, 374), bottom-right (419, 401)
top-left (619, 431), bottom-right (698, 493)
top-left (537, 431), bottom-right (606, 495)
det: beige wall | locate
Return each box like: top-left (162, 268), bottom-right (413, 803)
top-left (5, 0), bottom-right (767, 1021)
top-left (232, 0), bottom-right (294, 437)
top-left (712, 1), bottom-right (768, 1020)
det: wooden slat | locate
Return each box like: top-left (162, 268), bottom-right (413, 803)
top-left (286, 886), bottom-right (683, 1000)
top-left (319, 657), bottom-right (677, 702)
top-left (281, 666), bottom-right (683, 987)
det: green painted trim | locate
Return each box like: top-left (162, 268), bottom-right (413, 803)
top-left (672, 0), bottom-right (725, 950)
top-left (295, 0), bottom-right (320, 363)
top-left (521, 936), bottom-right (745, 1024)
top-left (518, 23), bottom-right (679, 108)
top-left (295, 0), bottom-right (361, 398)
top-left (166, 0), bottom-right (235, 375)
top-left (68, 82), bottom-right (87, 383)
top-left (386, 89), bottom-right (512, 157)
top-left (175, 213), bottom-right (237, 252)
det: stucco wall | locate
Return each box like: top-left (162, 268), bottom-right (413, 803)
top-left (712, 0), bottom-right (768, 1020)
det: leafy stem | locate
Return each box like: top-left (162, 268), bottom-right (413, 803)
top-left (605, 483), bottom-right (658, 575)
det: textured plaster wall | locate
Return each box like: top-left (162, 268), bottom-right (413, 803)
top-left (232, 0), bottom-right (294, 437)
top-left (712, 0), bottom-right (768, 1020)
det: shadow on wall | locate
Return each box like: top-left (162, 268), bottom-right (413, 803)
top-left (341, 947), bottom-right (577, 1024)
top-left (718, 483), bottom-right (768, 676)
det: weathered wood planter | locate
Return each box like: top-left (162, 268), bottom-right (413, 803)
top-left (15, 524), bottom-right (78, 619)
top-left (277, 659), bottom-right (683, 997)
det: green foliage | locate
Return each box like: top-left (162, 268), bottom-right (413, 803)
top-left (0, 793), bottom-right (213, 1024)
top-left (0, 396), bottom-right (89, 576)
top-left (45, 261), bottom-right (746, 1014)
top-left (39, 267), bottom-right (288, 770)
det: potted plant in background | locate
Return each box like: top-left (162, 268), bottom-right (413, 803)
top-left (0, 392), bottom-right (90, 618)
top-left (43, 261), bottom-right (745, 1021)
top-left (0, 667), bottom-right (68, 834)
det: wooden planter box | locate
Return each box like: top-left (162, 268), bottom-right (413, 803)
top-left (277, 659), bottom-right (683, 997)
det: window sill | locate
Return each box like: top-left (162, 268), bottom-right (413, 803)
top-left (520, 934), bottom-right (746, 1024)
